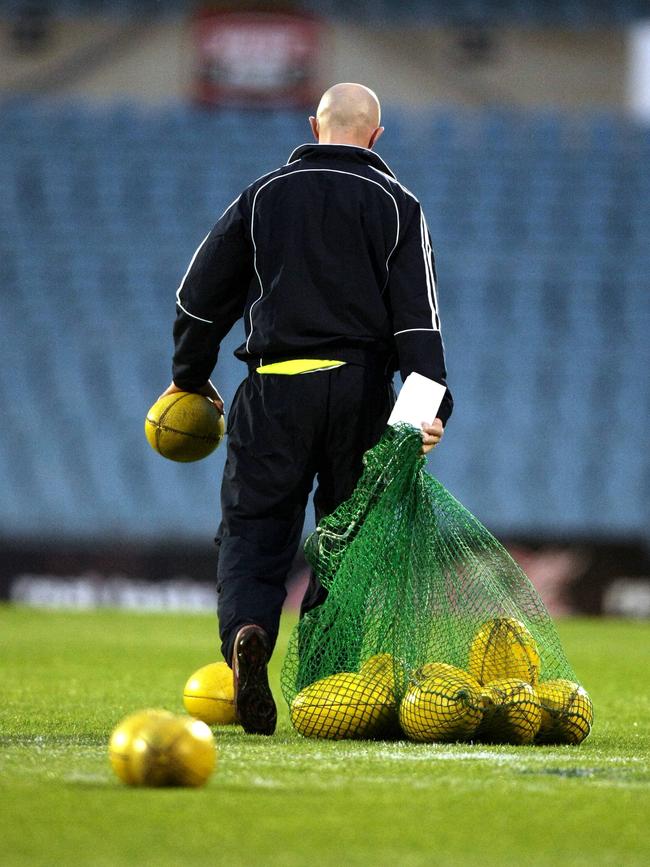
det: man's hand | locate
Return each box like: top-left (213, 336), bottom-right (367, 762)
top-left (159, 381), bottom-right (224, 415)
top-left (421, 418), bottom-right (444, 455)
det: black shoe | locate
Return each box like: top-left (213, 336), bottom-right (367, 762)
top-left (232, 625), bottom-right (277, 736)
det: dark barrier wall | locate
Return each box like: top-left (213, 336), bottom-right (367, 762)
top-left (3, 539), bottom-right (649, 617)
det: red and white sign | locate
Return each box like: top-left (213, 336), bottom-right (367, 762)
top-left (192, 9), bottom-right (323, 108)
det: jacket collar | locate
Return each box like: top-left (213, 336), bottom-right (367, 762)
top-left (286, 143), bottom-right (396, 179)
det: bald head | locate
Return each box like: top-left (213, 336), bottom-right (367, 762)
top-left (310, 83), bottom-right (384, 149)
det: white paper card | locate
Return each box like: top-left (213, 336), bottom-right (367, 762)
top-left (388, 372), bottom-right (446, 429)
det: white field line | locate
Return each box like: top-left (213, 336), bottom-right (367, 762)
top-left (223, 745), bottom-right (647, 767)
top-left (63, 771), bottom-right (108, 784)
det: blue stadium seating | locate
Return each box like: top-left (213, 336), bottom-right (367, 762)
top-left (0, 100), bottom-right (648, 541)
top-left (1, 0), bottom-right (649, 26)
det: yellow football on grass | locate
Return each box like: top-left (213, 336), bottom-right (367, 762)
top-left (477, 678), bottom-right (542, 745)
top-left (291, 672), bottom-right (396, 740)
top-left (183, 661), bottom-right (237, 726)
top-left (145, 392), bottom-right (225, 462)
top-left (399, 669), bottom-right (483, 743)
top-left (536, 679), bottom-right (593, 745)
top-left (109, 709), bottom-right (170, 786)
top-left (109, 709), bottom-right (216, 787)
top-left (468, 617), bottom-right (541, 686)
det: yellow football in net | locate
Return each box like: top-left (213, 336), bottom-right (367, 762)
top-left (478, 678), bottom-right (542, 745)
top-left (536, 679), bottom-right (593, 745)
top-left (359, 653), bottom-right (397, 691)
top-left (399, 669), bottom-right (483, 743)
top-left (468, 617), bottom-right (541, 686)
top-left (290, 672), bottom-right (396, 740)
top-left (413, 661), bottom-right (474, 682)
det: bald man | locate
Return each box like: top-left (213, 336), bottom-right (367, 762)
top-left (162, 83), bottom-right (453, 735)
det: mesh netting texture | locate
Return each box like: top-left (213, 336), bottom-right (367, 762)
top-left (281, 425), bottom-right (593, 745)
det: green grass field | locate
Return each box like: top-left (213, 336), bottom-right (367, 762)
top-left (1, 606), bottom-right (649, 866)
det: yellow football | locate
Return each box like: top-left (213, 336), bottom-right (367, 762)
top-left (290, 672), bottom-right (396, 740)
top-left (413, 662), bottom-right (474, 682)
top-left (109, 709), bottom-right (216, 787)
top-left (109, 709), bottom-right (172, 786)
top-left (359, 653), bottom-right (397, 691)
top-left (468, 618), bottom-right (541, 686)
top-left (399, 670), bottom-right (483, 743)
top-left (145, 392), bottom-right (225, 462)
top-left (183, 662), bottom-right (237, 726)
top-left (477, 678), bottom-right (542, 745)
top-left (536, 679), bottom-right (593, 745)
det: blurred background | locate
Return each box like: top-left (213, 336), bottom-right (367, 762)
top-left (1, 0), bottom-right (649, 618)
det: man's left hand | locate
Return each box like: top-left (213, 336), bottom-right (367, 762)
top-left (421, 418), bottom-right (444, 454)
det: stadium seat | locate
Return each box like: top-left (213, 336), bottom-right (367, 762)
top-left (17, 0), bottom-right (650, 26)
top-left (1, 100), bottom-right (648, 540)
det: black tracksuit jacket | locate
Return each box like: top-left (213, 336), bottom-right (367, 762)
top-left (173, 143), bottom-right (453, 424)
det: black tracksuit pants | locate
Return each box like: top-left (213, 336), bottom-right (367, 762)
top-left (215, 363), bottom-right (395, 662)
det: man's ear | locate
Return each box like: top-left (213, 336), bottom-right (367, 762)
top-left (368, 126), bottom-right (384, 149)
top-left (309, 116), bottom-right (319, 142)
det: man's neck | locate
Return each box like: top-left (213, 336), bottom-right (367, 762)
top-left (317, 134), bottom-right (370, 148)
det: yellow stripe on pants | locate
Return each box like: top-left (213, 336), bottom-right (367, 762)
top-left (256, 359), bottom-right (346, 375)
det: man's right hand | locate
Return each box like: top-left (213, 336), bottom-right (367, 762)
top-left (159, 380), bottom-right (224, 415)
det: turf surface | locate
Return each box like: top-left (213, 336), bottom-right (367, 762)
top-left (1, 607), bottom-right (649, 866)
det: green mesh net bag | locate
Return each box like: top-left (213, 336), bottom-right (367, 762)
top-left (281, 424), bottom-right (593, 745)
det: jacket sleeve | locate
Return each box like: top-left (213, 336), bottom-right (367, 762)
top-left (172, 195), bottom-right (253, 390)
top-left (387, 199), bottom-right (453, 425)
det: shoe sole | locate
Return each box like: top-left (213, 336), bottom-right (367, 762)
top-left (234, 629), bottom-right (277, 736)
